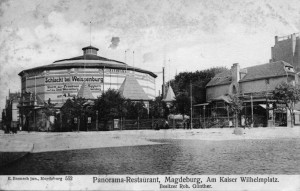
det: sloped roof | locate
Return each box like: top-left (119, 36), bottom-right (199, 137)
top-left (53, 54), bottom-right (124, 64)
top-left (18, 60), bottom-right (157, 78)
top-left (18, 45), bottom-right (157, 78)
top-left (77, 82), bottom-right (95, 99)
top-left (206, 61), bottom-right (294, 87)
top-left (119, 75), bottom-right (150, 101)
top-left (239, 61), bottom-right (294, 82)
top-left (82, 45), bottom-right (99, 51)
top-left (162, 85), bottom-right (175, 102)
top-left (206, 70), bottom-right (232, 87)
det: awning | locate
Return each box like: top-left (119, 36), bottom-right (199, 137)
top-left (194, 103), bottom-right (209, 107)
top-left (259, 104), bottom-right (266, 109)
top-left (168, 114), bottom-right (190, 120)
top-left (210, 95), bottom-right (232, 103)
top-left (294, 110), bottom-right (300, 114)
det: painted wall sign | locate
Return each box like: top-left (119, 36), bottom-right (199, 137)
top-left (47, 84), bottom-right (102, 92)
top-left (45, 76), bottom-right (103, 83)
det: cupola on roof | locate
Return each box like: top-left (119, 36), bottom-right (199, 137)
top-left (82, 45), bottom-right (99, 56)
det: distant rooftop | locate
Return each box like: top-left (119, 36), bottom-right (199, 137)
top-left (119, 75), bottom-right (150, 101)
top-left (77, 82), bottom-right (95, 99)
top-left (162, 85), bottom-right (175, 102)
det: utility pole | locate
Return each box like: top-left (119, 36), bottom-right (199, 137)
top-left (251, 94), bottom-right (254, 128)
top-left (190, 80), bottom-right (193, 129)
top-left (162, 67), bottom-right (165, 98)
top-left (96, 110), bottom-right (99, 131)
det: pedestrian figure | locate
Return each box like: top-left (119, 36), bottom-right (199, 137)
top-left (13, 125), bottom-right (17, 134)
top-left (165, 120), bottom-right (169, 129)
top-left (154, 121), bottom-right (160, 130)
top-left (183, 119), bottom-right (186, 129)
top-left (7, 123), bottom-right (11, 134)
top-left (187, 119), bottom-right (190, 129)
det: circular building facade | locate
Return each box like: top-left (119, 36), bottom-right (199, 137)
top-left (18, 46), bottom-right (157, 105)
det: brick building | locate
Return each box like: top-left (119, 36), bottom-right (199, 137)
top-left (271, 33), bottom-right (300, 71)
top-left (204, 61), bottom-right (297, 127)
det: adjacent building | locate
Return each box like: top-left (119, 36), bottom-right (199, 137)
top-left (2, 91), bottom-right (21, 131)
top-left (204, 61), bottom-right (297, 127)
top-left (271, 33), bottom-right (300, 71)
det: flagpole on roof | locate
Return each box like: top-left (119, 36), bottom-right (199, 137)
top-left (90, 21), bottom-right (91, 46)
top-left (133, 50), bottom-right (135, 74)
top-left (125, 50), bottom-right (127, 74)
top-left (103, 65), bottom-right (105, 94)
top-left (168, 58), bottom-right (171, 86)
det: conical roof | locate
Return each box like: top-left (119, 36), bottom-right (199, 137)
top-left (163, 85), bottom-right (175, 102)
top-left (77, 82), bottom-right (95, 99)
top-left (119, 75), bottom-right (150, 100)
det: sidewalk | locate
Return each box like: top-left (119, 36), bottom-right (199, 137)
top-left (0, 139), bottom-right (33, 166)
top-left (0, 127), bottom-right (299, 153)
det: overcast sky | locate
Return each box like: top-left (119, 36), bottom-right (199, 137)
top-left (1, 0), bottom-right (300, 110)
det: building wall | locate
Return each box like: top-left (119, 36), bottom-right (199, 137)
top-left (271, 34), bottom-right (300, 71)
top-left (239, 76), bottom-right (289, 94)
top-left (21, 68), bottom-right (156, 104)
top-left (207, 76), bottom-right (293, 101)
top-left (272, 37), bottom-right (294, 64)
top-left (206, 84), bottom-right (230, 101)
top-left (2, 93), bottom-right (20, 129)
top-left (11, 101), bottom-right (19, 122)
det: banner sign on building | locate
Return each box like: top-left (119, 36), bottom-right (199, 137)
top-left (45, 76), bottom-right (103, 83)
top-left (47, 84), bottom-right (102, 92)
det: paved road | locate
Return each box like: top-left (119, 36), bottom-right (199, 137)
top-left (1, 138), bottom-right (299, 175)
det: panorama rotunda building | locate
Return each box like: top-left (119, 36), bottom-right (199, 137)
top-left (18, 45), bottom-right (157, 104)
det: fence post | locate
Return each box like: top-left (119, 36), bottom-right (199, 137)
top-left (152, 116), bottom-right (154, 129)
top-left (78, 118), bottom-right (80, 132)
top-left (138, 117), bottom-right (140, 129)
top-left (120, 117), bottom-right (122, 130)
top-left (123, 117), bottom-right (124, 130)
top-left (173, 118), bottom-right (175, 129)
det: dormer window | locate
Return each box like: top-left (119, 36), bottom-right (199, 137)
top-left (285, 66), bottom-right (295, 72)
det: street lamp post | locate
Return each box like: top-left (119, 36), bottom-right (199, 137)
top-left (251, 94), bottom-right (254, 128)
top-left (203, 105), bottom-right (206, 129)
top-left (190, 80), bottom-right (193, 129)
top-left (60, 112), bottom-right (62, 132)
top-left (77, 116), bottom-right (80, 132)
top-left (96, 110), bottom-right (99, 131)
top-left (190, 82), bottom-right (206, 129)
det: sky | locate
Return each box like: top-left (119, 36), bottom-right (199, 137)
top-left (1, 0), bottom-right (300, 111)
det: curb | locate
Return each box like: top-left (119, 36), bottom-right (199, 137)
top-left (0, 143), bottom-right (34, 167)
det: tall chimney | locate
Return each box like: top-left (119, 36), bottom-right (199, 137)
top-left (231, 63), bottom-right (240, 83)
